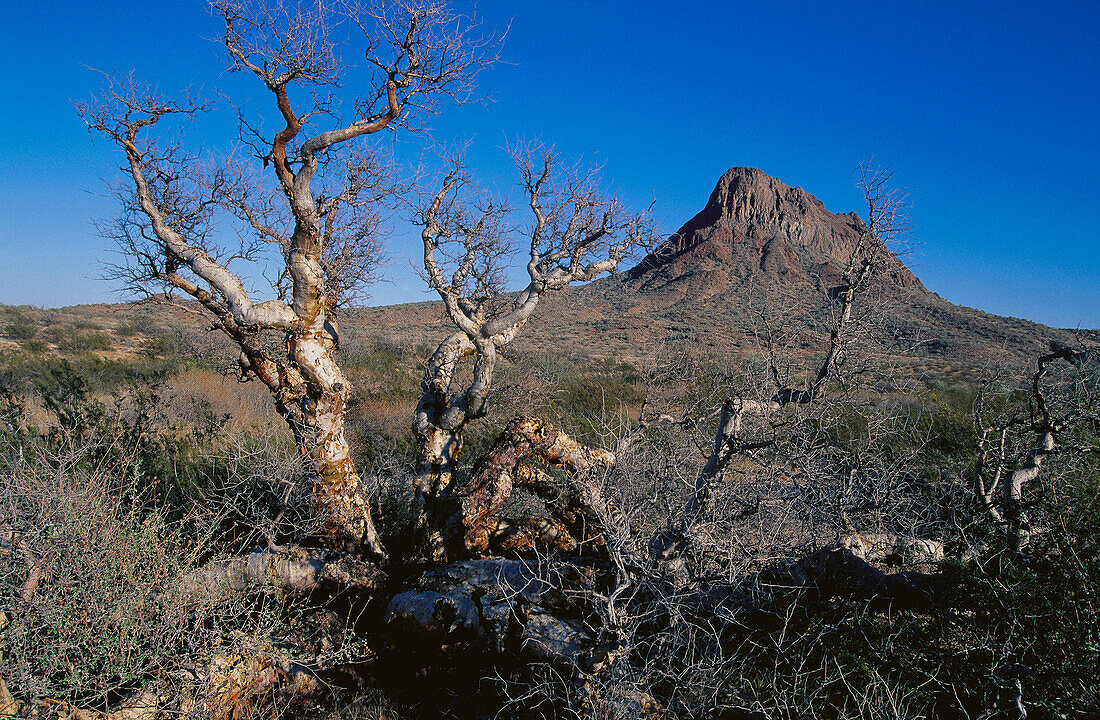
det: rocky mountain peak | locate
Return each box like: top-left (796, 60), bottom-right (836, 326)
top-left (627, 167), bottom-right (923, 296)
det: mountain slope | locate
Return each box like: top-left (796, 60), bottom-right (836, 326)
top-left (627, 167), bottom-right (922, 300)
top-left (508, 167), bottom-right (1092, 377)
top-left (5, 168), bottom-right (1092, 384)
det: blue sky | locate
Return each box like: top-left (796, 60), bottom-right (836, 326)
top-left (1, 0), bottom-right (1097, 328)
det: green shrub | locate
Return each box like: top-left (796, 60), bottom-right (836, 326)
top-left (2, 465), bottom-right (194, 705)
top-left (539, 356), bottom-right (644, 445)
top-left (41, 324), bottom-right (113, 354)
top-left (3, 308), bottom-right (38, 341)
top-left (114, 314), bottom-right (159, 338)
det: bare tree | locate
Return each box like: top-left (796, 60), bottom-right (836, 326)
top-left (63, 15), bottom-right (1008, 707)
top-left (650, 165), bottom-right (915, 568)
top-left (412, 144), bottom-right (656, 558)
top-left (974, 341), bottom-right (1099, 553)
top-left (77, 0), bottom-right (499, 560)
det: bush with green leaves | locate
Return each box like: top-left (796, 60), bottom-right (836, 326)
top-left (3, 308), bottom-right (38, 342)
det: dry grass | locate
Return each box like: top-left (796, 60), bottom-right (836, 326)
top-left (353, 397), bottom-right (418, 438)
top-left (160, 368), bottom-right (284, 436)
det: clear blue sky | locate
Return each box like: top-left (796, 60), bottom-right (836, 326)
top-left (1, 0), bottom-right (1097, 328)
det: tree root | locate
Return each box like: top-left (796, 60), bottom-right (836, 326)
top-left (382, 557), bottom-right (611, 672)
top-left (175, 546), bottom-right (385, 608)
top-left (436, 416), bottom-right (620, 559)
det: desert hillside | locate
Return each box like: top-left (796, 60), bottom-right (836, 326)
top-left (2, 167), bottom-right (1097, 720)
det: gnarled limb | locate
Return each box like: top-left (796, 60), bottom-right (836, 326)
top-left (413, 149), bottom-right (655, 555)
top-left (79, 2), bottom-right (499, 560)
top-left (421, 416), bottom-right (621, 562)
top-left (174, 547), bottom-right (385, 608)
top-left (975, 344), bottom-right (1098, 553)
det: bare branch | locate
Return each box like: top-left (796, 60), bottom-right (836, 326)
top-left (411, 145), bottom-right (656, 558)
top-left (82, 1), bottom-right (502, 562)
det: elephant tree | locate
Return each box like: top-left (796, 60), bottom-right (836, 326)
top-left (62, 4), bottom-right (966, 712)
top-left (412, 147), bottom-right (656, 558)
top-left (77, 0), bottom-right (498, 561)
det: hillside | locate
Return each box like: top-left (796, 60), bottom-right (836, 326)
top-left (372, 168), bottom-right (1086, 379)
top-left (2, 168), bottom-right (1093, 386)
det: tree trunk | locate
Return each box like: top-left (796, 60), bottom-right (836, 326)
top-left (412, 333), bottom-right (479, 557)
top-left (1004, 430), bottom-right (1054, 553)
top-left (434, 416), bottom-right (618, 560)
top-left (284, 324), bottom-right (387, 560)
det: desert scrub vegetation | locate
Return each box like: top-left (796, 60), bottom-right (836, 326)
top-left (2, 308), bottom-right (40, 343)
top-left (3, 306), bottom-right (1098, 719)
top-left (2, 451), bottom-right (193, 705)
top-left (4, 347), bottom-right (1099, 719)
top-left (0, 363), bottom-right (376, 716)
top-left (34, 0), bottom-right (1096, 714)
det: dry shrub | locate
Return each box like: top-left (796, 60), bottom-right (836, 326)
top-left (1, 441), bottom-right (197, 708)
top-left (353, 397), bottom-right (418, 439)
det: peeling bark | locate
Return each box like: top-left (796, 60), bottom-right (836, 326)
top-left (974, 345), bottom-right (1093, 553)
top-left (839, 532), bottom-right (945, 565)
top-left (1004, 431), bottom-right (1054, 553)
top-left (413, 333), bottom-right (478, 526)
top-left (413, 150), bottom-right (654, 557)
top-left (290, 327), bottom-right (387, 558)
top-left (430, 416), bottom-right (618, 560)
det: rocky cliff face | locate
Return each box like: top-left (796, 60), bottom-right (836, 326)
top-left (627, 167), bottom-right (923, 297)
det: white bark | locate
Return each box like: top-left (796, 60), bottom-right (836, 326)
top-left (175, 548), bottom-right (384, 608)
top-left (1004, 430), bottom-right (1054, 552)
top-left (79, 0), bottom-right (500, 563)
top-left (413, 152), bottom-right (654, 556)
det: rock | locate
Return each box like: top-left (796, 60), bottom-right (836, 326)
top-left (626, 167), bottom-right (923, 298)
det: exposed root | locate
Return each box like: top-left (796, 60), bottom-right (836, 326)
top-left (436, 416), bottom-right (620, 559)
top-left (175, 546), bottom-right (384, 608)
top-left (382, 557), bottom-right (610, 672)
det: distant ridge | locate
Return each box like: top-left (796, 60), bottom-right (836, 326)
top-left (7, 169), bottom-right (1092, 384)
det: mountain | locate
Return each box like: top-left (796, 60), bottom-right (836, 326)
top-left (5, 169), bottom-right (1092, 386)
top-left (626, 167), bottom-right (922, 300)
top-left (518, 166), bottom-right (1093, 377)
